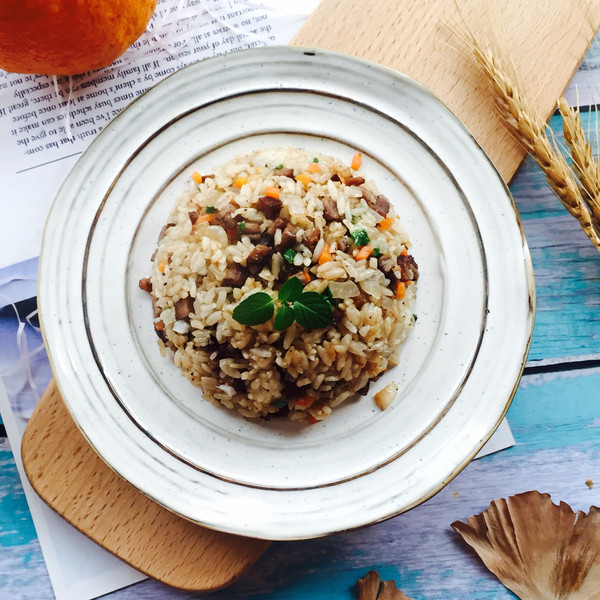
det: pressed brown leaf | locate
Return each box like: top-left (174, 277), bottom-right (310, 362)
top-left (357, 570), bottom-right (413, 600)
top-left (452, 491), bottom-right (600, 599)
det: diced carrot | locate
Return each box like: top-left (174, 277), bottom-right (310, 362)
top-left (191, 171), bottom-right (203, 184)
top-left (395, 281), bottom-right (406, 299)
top-left (296, 394), bottom-right (316, 408)
top-left (308, 415), bottom-right (319, 424)
top-left (195, 213), bottom-right (215, 224)
top-left (301, 269), bottom-right (311, 284)
top-left (350, 152), bottom-right (362, 170)
top-left (406, 280), bottom-right (413, 286)
top-left (318, 244), bottom-right (332, 265)
top-left (265, 185), bottom-right (280, 199)
top-left (154, 321), bottom-right (165, 331)
top-left (307, 162), bottom-right (320, 173)
top-left (377, 216), bottom-right (394, 230)
top-left (295, 173), bottom-right (313, 187)
top-left (400, 246), bottom-right (408, 256)
top-left (158, 261), bottom-right (166, 273)
top-left (234, 176), bottom-right (247, 188)
top-left (355, 245), bottom-right (374, 261)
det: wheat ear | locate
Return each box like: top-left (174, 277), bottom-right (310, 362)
top-left (558, 97), bottom-right (600, 231)
top-left (462, 36), bottom-right (600, 250)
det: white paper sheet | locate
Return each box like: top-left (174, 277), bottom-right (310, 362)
top-left (0, 381), bottom-right (148, 600)
top-left (0, 0), bottom-right (320, 271)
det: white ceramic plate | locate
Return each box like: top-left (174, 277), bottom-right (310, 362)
top-left (39, 46), bottom-right (535, 540)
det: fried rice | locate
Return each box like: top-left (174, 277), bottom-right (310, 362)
top-left (139, 147), bottom-right (419, 423)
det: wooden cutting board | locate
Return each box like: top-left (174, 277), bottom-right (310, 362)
top-left (21, 0), bottom-right (600, 591)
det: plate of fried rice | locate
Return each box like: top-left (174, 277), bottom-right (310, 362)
top-left (39, 46), bottom-right (535, 540)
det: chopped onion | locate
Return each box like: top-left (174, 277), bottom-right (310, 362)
top-left (329, 280), bottom-right (360, 299)
top-left (172, 320), bottom-right (190, 334)
top-left (374, 382), bottom-right (399, 410)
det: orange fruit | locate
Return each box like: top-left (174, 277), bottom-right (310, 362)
top-left (0, 0), bottom-right (157, 75)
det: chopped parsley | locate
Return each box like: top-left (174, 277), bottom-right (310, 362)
top-left (283, 248), bottom-right (297, 264)
top-left (350, 229), bottom-right (370, 247)
top-left (205, 206), bottom-right (216, 214)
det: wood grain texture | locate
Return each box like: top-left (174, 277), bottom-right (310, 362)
top-left (20, 380), bottom-right (270, 591)
top-left (292, 0), bottom-right (600, 183)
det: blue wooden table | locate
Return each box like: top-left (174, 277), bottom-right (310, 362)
top-left (2, 38), bottom-right (600, 600)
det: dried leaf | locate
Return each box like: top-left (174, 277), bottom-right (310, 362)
top-left (357, 570), bottom-right (413, 600)
top-left (358, 570), bottom-right (381, 600)
top-left (452, 491), bottom-right (600, 599)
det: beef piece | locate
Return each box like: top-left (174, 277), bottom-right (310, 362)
top-left (267, 215), bottom-right (288, 236)
top-left (188, 211), bottom-right (199, 225)
top-left (154, 323), bottom-right (167, 342)
top-left (157, 222), bottom-right (174, 242)
top-left (356, 381), bottom-right (371, 396)
top-left (275, 222), bottom-right (298, 251)
top-left (138, 277), bottom-right (152, 292)
top-left (323, 197), bottom-right (341, 222)
top-left (254, 195), bottom-right (282, 219)
top-left (215, 203), bottom-right (241, 237)
top-left (246, 244), bottom-right (273, 267)
top-left (345, 176), bottom-right (366, 187)
top-left (303, 227), bottom-right (321, 252)
top-left (258, 231), bottom-right (274, 246)
top-left (332, 307), bottom-right (344, 324)
top-left (174, 295), bottom-right (194, 320)
top-left (222, 374), bottom-right (246, 393)
top-left (330, 173), bottom-right (340, 182)
top-left (373, 194), bottom-right (391, 217)
top-left (337, 237), bottom-right (351, 253)
top-left (150, 248), bottom-right (157, 262)
top-left (273, 167), bottom-right (295, 178)
top-left (222, 263), bottom-right (246, 287)
top-left (238, 222), bottom-right (262, 241)
top-left (377, 254), bottom-right (396, 275)
top-left (152, 296), bottom-right (161, 318)
top-left (353, 293), bottom-right (369, 309)
top-left (397, 253), bottom-right (419, 282)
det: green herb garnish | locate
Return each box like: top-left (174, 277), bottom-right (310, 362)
top-left (372, 247), bottom-right (381, 258)
top-left (275, 163), bottom-right (284, 170)
top-left (413, 313), bottom-right (418, 322)
top-left (271, 396), bottom-right (288, 409)
top-left (232, 276), bottom-right (333, 330)
top-left (205, 206), bottom-right (216, 214)
top-left (350, 228), bottom-right (370, 247)
top-left (313, 157), bottom-right (319, 163)
top-left (283, 248), bottom-right (297, 264)
top-left (232, 291), bottom-right (274, 325)
top-left (237, 222), bottom-right (246, 235)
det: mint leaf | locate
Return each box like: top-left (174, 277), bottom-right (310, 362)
top-left (372, 247), bottom-right (381, 257)
top-left (205, 206), bottom-right (216, 214)
top-left (293, 292), bottom-right (333, 329)
top-left (237, 222), bottom-right (247, 235)
top-left (232, 292), bottom-right (274, 326)
top-left (274, 304), bottom-right (296, 330)
top-left (350, 229), bottom-right (370, 247)
top-left (278, 276), bottom-right (303, 303)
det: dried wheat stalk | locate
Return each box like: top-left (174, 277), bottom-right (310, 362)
top-left (461, 34), bottom-right (600, 250)
top-left (558, 96), bottom-right (600, 230)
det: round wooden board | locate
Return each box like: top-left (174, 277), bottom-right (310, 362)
top-left (21, 380), bottom-right (270, 591)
